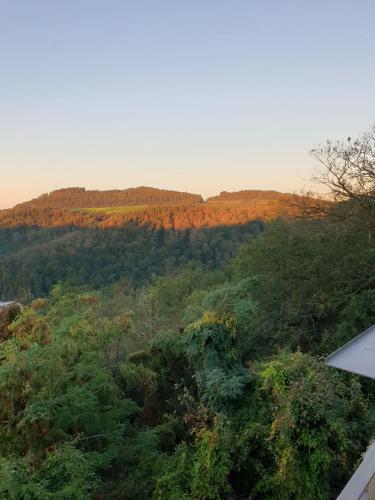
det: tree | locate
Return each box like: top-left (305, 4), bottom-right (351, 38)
top-left (311, 125), bottom-right (375, 216)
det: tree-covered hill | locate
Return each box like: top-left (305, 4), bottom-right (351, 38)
top-left (0, 187), bottom-right (309, 230)
top-left (207, 189), bottom-right (296, 202)
top-left (0, 187), bottom-right (310, 300)
top-left (14, 186), bottom-right (204, 209)
top-left (0, 200), bottom-right (298, 229)
top-left (0, 187), bottom-right (307, 300)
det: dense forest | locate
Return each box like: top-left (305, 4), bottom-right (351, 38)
top-left (15, 186), bottom-right (204, 209)
top-left (0, 222), bottom-right (262, 300)
top-left (1, 128), bottom-right (375, 498)
top-left (206, 189), bottom-right (296, 202)
top-left (0, 190), bottom-right (302, 230)
top-left (0, 189), bottom-right (303, 300)
top-left (0, 200), bottom-right (296, 229)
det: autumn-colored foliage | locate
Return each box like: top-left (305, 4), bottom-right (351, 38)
top-left (14, 186), bottom-right (203, 210)
top-left (1, 190), bottom-right (303, 229)
top-left (207, 189), bottom-right (297, 202)
top-left (0, 303), bottom-right (21, 341)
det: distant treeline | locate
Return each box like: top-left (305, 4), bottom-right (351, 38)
top-left (0, 199), bottom-right (299, 229)
top-left (207, 189), bottom-right (296, 202)
top-left (15, 186), bottom-right (204, 209)
top-left (13, 187), bottom-right (301, 211)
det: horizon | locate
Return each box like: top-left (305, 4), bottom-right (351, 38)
top-left (2, 1), bottom-right (375, 208)
top-left (2, 182), bottom-right (302, 209)
top-left (1, 181), bottom-right (309, 210)
top-left (3, 183), bottom-right (300, 210)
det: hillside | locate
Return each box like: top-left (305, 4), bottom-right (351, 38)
top-left (0, 186), bottom-right (310, 299)
top-left (0, 201), bottom-right (298, 229)
top-left (207, 189), bottom-right (296, 202)
top-left (0, 222), bottom-right (262, 298)
top-left (0, 187), bottom-right (305, 298)
top-left (2, 188), bottom-right (304, 229)
top-left (15, 186), bottom-right (203, 209)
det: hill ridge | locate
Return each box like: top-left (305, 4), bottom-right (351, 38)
top-left (14, 186), bottom-right (204, 209)
top-left (0, 188), bottom-right (303, 230)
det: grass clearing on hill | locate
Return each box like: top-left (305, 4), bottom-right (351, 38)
top-left (72, 205), bottom-right (148, 214)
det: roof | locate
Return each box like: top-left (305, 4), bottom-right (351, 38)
top-left (326, 326), bottom-right (375, 499)
top-left (336, 440), bottom-right (375, 499)
top-left (325, 324), bottom-right (375, 379)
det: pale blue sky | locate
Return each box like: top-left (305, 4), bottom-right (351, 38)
top-left (1, 0), bottom-right (375, 208)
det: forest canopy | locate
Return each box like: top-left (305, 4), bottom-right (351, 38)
top-left (14, 186), bottom-right (204, 209)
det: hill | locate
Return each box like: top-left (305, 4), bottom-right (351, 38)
top-left (0, 201), bottom-right (298, 230)
top-left (2, 187), bottom-right (303, 229)
top-left (207, 189), bottom-right (296, 202)
top-left (0, 187), bottom-right (306, 298)
top-left (15, 186), bottom-right (203, 209)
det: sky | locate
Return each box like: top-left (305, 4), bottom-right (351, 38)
top-left (1, 0), bottom-right (375, 208)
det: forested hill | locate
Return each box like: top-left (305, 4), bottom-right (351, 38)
top-left (1, 188), bottom-right (303, 229)
top-left (207, 189), bottom-right (296, 202)
top-left (0, 201), bottom-right (298, 229)
top-left (14, 186), bottom-right (204, 209)
top-left (0, 187), bottom-right (304, 298)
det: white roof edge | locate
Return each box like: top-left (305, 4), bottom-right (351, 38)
top-left (337, 441), bottom-right (375, 499)
top-left (325, 323), bottom-right (375, 379)
top-left (325, 324), bottom-right (375, 366)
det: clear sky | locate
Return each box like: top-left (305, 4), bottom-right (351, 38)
top-left (1, 0), bottom-right (375, 208)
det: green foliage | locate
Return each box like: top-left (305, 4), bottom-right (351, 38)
top-left (184, 278), bottom-right (260, 359)
top-left (2, 177), bottom-right (375, 497)
top-left (0, 443), bottom-right (98, 499)
top-left (0, 288), bottom-right (154, 497)
top-left (183, 314), bottom-right (249, 413)
top-left (155, 421), bottom-right (233, 500)
top-left (152, 350), bottom-right (368, 500)
top-left (0, 223), bottom-right (259, 299)
top-left (0, 276), bottom-right (370, 499)
top-left (131, 267), bottom-right (224, 341)
top-left (233, 218), bottom-right (375, 354)
top-left (256, 352), bottom-right (368, 499)
top-left (190, 422), bottom-right (233, 499)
